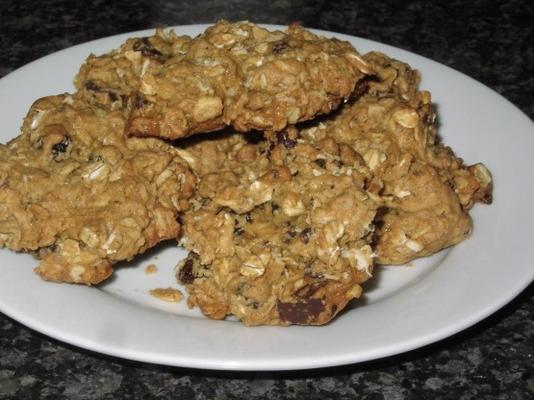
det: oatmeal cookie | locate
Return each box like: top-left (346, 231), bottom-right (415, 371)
top-left (306, 52), bottom-right (492, 264)
top-left (0, 94), bottom-right (195, 284)
top-left (75, 20), bottom-right (372, 139)
top-left (176, 132), bottom-right (377, 326)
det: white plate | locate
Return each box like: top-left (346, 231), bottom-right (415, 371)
top-left (0, 25), bottom-right (533, 371)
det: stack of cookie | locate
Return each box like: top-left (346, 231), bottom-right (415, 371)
top-left (0, 21), bottom-right (492, 326)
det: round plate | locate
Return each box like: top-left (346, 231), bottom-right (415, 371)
top-left (0, 25), bottom-right (532, 371)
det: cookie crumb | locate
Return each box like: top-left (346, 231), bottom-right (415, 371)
top-left (149, 287), bottom-right (183, 303)
top-left (144, 264), bottom-right (158, 274)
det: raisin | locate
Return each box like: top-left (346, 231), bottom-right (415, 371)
top-left (287, 229), bottom-right (297, 238)
top-left (51, 136), bottom-right (71, 158)
top-left (276, 131), bottom-right (296, 148)
top-left (134, 95), bottom-right (148, 109)
top-left (299, 227), bottom-right (312, 244)
top-left (272, 41), bottom-right (289, 54)
top-left (84, 80), bottom-right (101, 91)
top-left (178, 258), bottom-right (195, 284)
top-left (353, 77), bottom-right (370, 99)
top-left (133, 37), bottom-right (164, 59)
top-left (314, 158), bottom-right (326, 169)
top-left (108, 91), bottom-right (119, 102)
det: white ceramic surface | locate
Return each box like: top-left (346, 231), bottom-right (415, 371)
top-left (0, 25), bottom-right (533, 371)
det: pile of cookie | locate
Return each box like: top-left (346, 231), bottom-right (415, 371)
top-left (0, 21), bottom-right (492, 326)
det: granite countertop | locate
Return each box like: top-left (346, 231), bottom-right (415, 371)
top-left (1, 0), bottom-right (533, 398)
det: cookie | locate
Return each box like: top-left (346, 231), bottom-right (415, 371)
top-left (306, 51), bottom-right (492, 264)
top-left (176, 130), bottom-right (376, 326)
top-left (0, 94), bottom-right (195, 284)
top-left (75, 20), bottom-right (373, 139)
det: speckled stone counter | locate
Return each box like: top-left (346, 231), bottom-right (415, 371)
top-left (1, 1), bottom-right (533, 399)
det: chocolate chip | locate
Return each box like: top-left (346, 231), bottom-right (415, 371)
top-left (133, 37), bottom-right (164, 59)
top-left (277, 298), bottom-right (325, 324)
top-left (299, 227), bottom-right (312, 244)
top-left (178, 258), bottom-right (195, 284)
top-left (276, 131), bottom-right (296, 149)
top-left (272, 41), bottom-right (289, 54)
top-left (51, 136), bottom-right (71, 158)
top-left (314, 158), bottom-right (326, 169)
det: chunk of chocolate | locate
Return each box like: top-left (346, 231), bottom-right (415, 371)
top-left (277, 298), bottom-right (325, 324)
